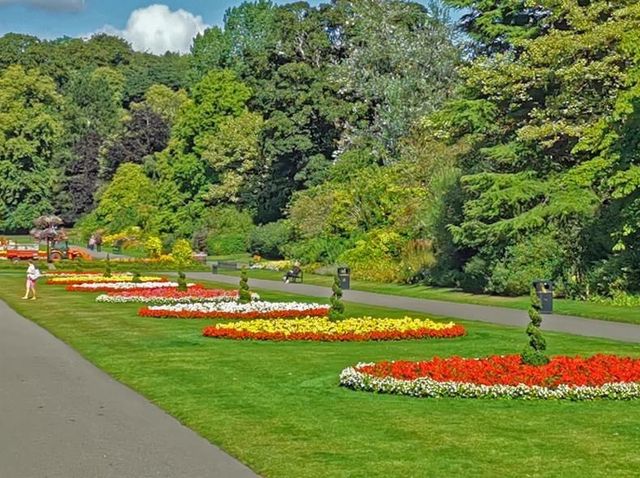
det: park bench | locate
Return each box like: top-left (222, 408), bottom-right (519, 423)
top-left (211, 261), bottom-right (243, 273)
top-left (284, 267), bottom-right (303, 283)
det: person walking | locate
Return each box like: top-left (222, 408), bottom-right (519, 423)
top-left (22, 261), bottom-right (40, 300)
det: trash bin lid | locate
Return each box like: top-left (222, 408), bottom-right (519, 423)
top-left (337, 267), bottom-right (350, 274)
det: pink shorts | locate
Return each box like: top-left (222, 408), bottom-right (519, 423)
top-left (26, 278), bottom-right (35, 288)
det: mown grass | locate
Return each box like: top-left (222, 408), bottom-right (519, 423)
top-left (1, 275), bottom-right (640, 477)
top-left (219, 268), bottom-right (640, 325)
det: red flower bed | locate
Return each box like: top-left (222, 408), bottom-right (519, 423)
top-left (110, 285), bottom-right (230, 299)
top-left (358, 354), bottom-right (640, 388)
top-left (202, 325), bottom-right (467, 341)
top-left (140, 308), bottom-right (329, 320)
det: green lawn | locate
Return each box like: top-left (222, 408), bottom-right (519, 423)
top-left (219, 268), bottom-right (640, 325)
top-left (1, 275), bottom-right (640, 477)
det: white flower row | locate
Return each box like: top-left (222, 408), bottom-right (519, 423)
top-left (72, 281), bottom-right (195, 290)
top-left (146, 300), bottom-right (328, 314)
top-left (95, 292), bottom-right (260, 305)
top-left (339, 364), bottom-right (640, 401)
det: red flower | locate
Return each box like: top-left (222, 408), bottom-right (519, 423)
top-left (355, 355), bottom-right (640, 387)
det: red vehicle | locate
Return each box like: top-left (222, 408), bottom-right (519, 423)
top-left (4, 242), bottom-right (90, 262)
top-left (5, 243), bottom-right (40, 261)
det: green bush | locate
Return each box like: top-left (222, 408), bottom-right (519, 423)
top-left (249, 221), bottom-right (292, 259)
top-left (459, 256), bottom-right (489, 294)
top-left (337, 230), bottom-right (403, 282)
top-left (284, 235), bottom-right (351, 265)
top-left (487, 235), bottom-right (564, 296)
top-left (206, 233), bottom-right (248, 256)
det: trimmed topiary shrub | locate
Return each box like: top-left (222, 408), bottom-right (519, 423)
top-left (238, 269), bottom-right (251, 304)
top-left (521, 288), bottom-right (550, 366)
top-left (329, 275), bottom-right (345, 321)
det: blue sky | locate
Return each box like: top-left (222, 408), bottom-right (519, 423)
top-left (0, 1), bottom-right (325, 39)
top-left (0, 1), bottom-right (452, 55)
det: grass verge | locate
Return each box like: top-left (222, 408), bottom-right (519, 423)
top-left (1, 275), bottom-right (640, 477)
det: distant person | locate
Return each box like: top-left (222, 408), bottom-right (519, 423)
top-left (283, 263), bottom-right (302, 284)
top-left (23, 261), bottom-right (41, 300)
top-left (88, 234), bottom-right (96, 251)
top-left (94, 233), bottom-right (102, 252)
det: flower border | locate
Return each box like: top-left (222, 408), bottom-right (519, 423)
top-left (340, 363), bottom-right (640, 400)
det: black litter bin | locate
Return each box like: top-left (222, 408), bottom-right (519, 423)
top-left (337, 267), bottom-right (350, 290)
top-left (211, 262), bottom-right (218, 274)
top-left (532, 280), bottom-right (554, 314)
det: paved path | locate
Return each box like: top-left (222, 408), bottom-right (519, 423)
top-left (0, 300), bottom-right (259, 478)
top-left (186, 272), bottom-right (640, 344)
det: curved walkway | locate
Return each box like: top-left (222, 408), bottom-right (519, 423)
top-left (186, 272), bottom-right (640, 344)
top-left (0, 300), bottom-right (259, 478)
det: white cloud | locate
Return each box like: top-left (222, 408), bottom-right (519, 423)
top-left (0, 0), bottom-right (84, 10)
top-left (102, 4), bottom-right (208, 55)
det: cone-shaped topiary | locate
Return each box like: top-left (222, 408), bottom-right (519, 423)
top-left (177, 271), bottom-right (188, 292)
top-left (104, 254), bottom-right (112, 278)
top-left (131, 271), bottom-right (141, 283)
top-left (238, 269), bottom-right (252, 304)
top-left (329, 275), bottom-right (345, 321)
top-left (521, 288), bottom-right (550, 365)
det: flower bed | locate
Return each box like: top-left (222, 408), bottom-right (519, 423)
top-left (340, 354), bottom-right (640, 400)
top-left (48, 273), bottom-right (165, 285)
top-left (96, 287), bottom-right (258, 304)
top-left (203, 317), bottom-right (466, 341)
top-left (140, 301), bottom-right (329, 319)
top-left (67, 281), bottom-right (194, 292)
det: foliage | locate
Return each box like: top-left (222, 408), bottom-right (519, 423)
top-left (171, 239), bottom-right (193, 269)
top-left (176, 271), bottom-right (188, 292)
top-left (328, 275), bottom-right (345, 321)
top-left (90, 164), bottom-right (157, 234)
top-left (249, 221), bottom-right (292, 259)
top-left (0, 65), bottom-right (62, 232)
top-left (144, 236), bottom-right (163, 259)
top-left (104, 254), bottom-right (112, 278)
top-left (521, 289), bottom-right (549, 366)
top-left (238, 269), bottom-right (252, 304)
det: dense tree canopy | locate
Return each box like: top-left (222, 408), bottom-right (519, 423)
top-left (2, 0), bottom-right (639, 300)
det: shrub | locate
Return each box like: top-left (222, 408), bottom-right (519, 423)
top-left (487, 235), bottom-right (564, 296)
top-left (329, 275), bottom-right (345, 321)
top-left (338, 230), bottom-right (404, 282)
top-left (521, 289), bottom-right (550, 366)
top-left (459, 256), bottom-right (489, 293)
top-left (177, 271), bottom-right (188, 292)
top-left (238, 269), bottom-right (251, 303)
top-left (249, 221), bottom-right (293, 259)
top-left (206, 233), bottom-right (248, 256)
top-left (171, 239), bottom-right (193, 268)
top-left (144, 236), bottom-right (163, 259)
top-left (283, 235), bottom-right (351, 265)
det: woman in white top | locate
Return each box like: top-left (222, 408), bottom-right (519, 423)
top-left (23, 261), bottom-right (38, 300)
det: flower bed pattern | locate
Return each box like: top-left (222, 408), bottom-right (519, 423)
top-left (203, 317), bottom-right (465, 341)
top-left (96, 287), bottom-right (258, 304)
top-left (340, 355), bottom-right (640, 400)
top-left (140, 301), bottom-right (329, 319)
top-left (67, 281), bottom-right (193, 292)
top-left (48, 274), bottom-right (165, 285)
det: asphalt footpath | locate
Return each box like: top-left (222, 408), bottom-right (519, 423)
top-left (185, 272), bottom-right (640, 344)
top-left (0, 300), bottom-right (259, 478)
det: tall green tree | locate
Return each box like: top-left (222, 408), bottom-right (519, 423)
top-left (0, 66), bottom-right (63, 231)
